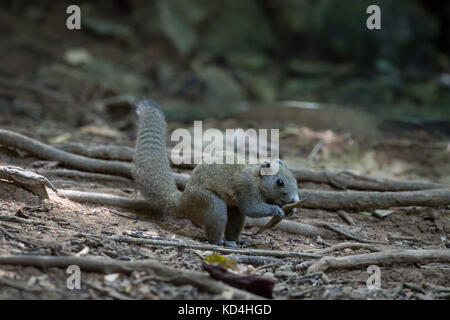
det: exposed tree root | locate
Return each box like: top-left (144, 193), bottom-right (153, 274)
top-left (300, 189), bottom-right (450, 210)
top-left (1, 129), bottom-right (447, 200)
top-left (54, 140), bottom-right (443, 191)
top-left (59, 189), bottom-right (153, 212)
top-left (247, 217), bottom-right (333, 239)
top-left (0, 129), bottom-right (133, 177)
top-left (0, 165), bottom-right (57, 199)
top-left (38, 168), bottom-right (133, 185)
top-left (312, 222), bottom-right (378, 243)
top-left (293, 168), bottom-right (443, 191)
top-left (0, 130), bottom-right (190, 188)
top-left (55, 143), bottom-right (135, 162)
top-left (307, 249), bottom-right (450, 273)
top-left (0, 255), bottom-right (264, 299)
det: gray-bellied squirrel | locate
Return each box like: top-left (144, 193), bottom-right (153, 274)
top-left (132, 99), bottom-right (299, 246)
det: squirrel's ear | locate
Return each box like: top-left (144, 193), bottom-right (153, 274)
top-left (261, 161), bottom-right (271, 168)
top-left (259, 160), bottom-right (271, 176)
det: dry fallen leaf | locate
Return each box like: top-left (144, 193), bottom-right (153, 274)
top-left (104, 273), bottom-right (120, 282)
top-left (204, 254), bottom-right (238, 270)
top-left (48, 133), bottom-right (72, 144)
top-left (75, 246), bottom-right (90, 256)
top-left (203, 263), bottom-right (276, 299)
top-left (80, 125), bottom-right (123, 138)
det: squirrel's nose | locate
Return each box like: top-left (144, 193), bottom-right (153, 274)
top-left (292, 194), bottom-right (299, 203)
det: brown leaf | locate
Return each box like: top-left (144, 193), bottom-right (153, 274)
top-left (203, 263), bottom-right (276, 298)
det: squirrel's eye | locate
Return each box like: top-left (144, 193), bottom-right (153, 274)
top-left (276, 179), bottom-right (285, 187)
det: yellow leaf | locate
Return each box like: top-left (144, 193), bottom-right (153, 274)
top-left (204, 254), bottom-right (238, 270)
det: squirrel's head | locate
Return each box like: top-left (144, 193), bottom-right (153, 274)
top-left (258, 159), bottom-right (299, 207)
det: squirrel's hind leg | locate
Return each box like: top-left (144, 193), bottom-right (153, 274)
top-left (182, 189), bottom-right (228, 245)
top-left (224, 206), bottom-right (245, 243)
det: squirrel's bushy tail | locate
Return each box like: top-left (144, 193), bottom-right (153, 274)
top-left (133, 99), bottom-right (181, 213)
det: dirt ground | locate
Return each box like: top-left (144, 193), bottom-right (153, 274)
top-left (1, 115), bottom-right (449, 299)
top-left (0, 3), bottom-right (449, 300)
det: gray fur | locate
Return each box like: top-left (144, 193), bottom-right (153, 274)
top-left (133, 99), bottom-right (299, 245)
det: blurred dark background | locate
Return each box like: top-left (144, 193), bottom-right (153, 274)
top-left (0, 0), bottom-right (449, 128)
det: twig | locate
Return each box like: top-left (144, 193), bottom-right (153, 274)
top-left (0, 214), bottom-right (42, 225)
top-left (109, 210), bottom-right (142, 221)
top-left (308, 140), bottom-right (324, 162)
top-left (83, 281), bottom-right (133, 300)
top-left (311, 242), bottom-right (381, 254)
top-left (108, 235), bottom-right (324, 259)
top-left (227, 255), bottom-right (284, 267)
top-left (423, 283), bottom-right (450, 293)
top-left (0, 213), bottom-right (322, 259)
top-left (253, 199), bottom-right (306, 235)
top-left (0, 222), bottom-right (38, 247)
top-left (0, 277), bottom-right (60, 293)
top-left (0, 255), bottom-right (264, 299)
top-left (296, 272), bottom-right (324, 280)
top-left (0, 214), bottom-right (317, 261)
top-left (254, 262), bottom-right (283, 272)
top-left (307, 249), bottom-right (450, 273)
top-left (312, 222), bottom-right (377, 243)
top-left (337, 210), bottom-right (355, 225)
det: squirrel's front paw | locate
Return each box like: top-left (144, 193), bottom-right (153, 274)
top-left (271, 205), bottom-right (285, 219)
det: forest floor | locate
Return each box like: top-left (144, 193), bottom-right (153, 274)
top-left (1, 108), bottom-right (449, 299)
top-left (0, 3), bottom-right (449, 300)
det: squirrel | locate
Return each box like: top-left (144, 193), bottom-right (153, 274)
top-left (132, 99), bottom-right (299, 247)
